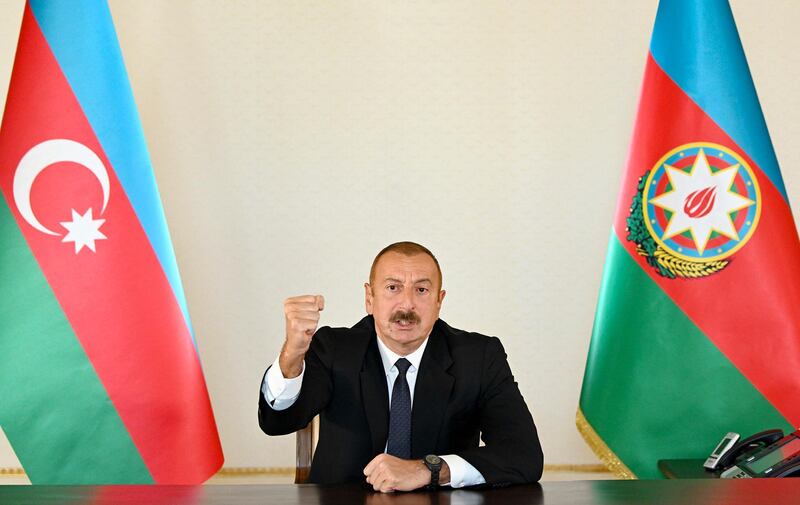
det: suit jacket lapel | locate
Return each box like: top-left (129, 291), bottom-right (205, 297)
top-left (411, 321), bottom-right (454, 457)
top-left (359, 331), bottom-right (389, 455)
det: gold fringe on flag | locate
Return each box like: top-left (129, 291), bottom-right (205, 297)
top-left (576, 407), bottom-right (636, 479)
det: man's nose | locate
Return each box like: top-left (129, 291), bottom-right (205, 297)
top-left (398, 288), bottom-right (415, 310)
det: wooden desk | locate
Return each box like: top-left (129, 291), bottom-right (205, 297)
top-left (1, 480), bottom-right (800, 505)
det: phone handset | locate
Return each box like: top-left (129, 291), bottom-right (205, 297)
top-left (716, 429), bottom-right (784, 471)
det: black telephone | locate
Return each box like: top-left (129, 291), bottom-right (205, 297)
top-left (706, 429), bottom-right (800, 478)
top-left (715, 430), bottom-right (783, 470)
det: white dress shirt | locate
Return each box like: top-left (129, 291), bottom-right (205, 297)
top-left (262, 335), bottom-right (486, 488)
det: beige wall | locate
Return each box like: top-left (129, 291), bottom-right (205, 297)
top-left (1, 1), bottom-right (799, 472)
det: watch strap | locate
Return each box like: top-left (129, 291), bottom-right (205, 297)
top-left (428, 465), bottom-right (439, 489)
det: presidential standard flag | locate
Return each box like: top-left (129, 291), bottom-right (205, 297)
top-left (0, 1), bottom-right (223, 483)
top-left (577, 0), bottom-right (800, 479)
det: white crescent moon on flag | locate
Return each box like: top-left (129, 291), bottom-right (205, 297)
top-left (12, 139), bottom-right (110, 236)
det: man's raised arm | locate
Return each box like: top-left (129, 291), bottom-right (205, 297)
top-left (279, 295), bottom-right (325, 378)
top-left (259, 294), bottom-right (331, 435)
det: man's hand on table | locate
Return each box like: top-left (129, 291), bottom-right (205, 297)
top-left (364, 454), bottom-right (451, 493)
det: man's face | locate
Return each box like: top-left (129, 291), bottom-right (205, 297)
top-left (365, 251), bottom-right (446, 355)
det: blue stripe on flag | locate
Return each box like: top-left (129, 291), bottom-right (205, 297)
top-left (649, 0), bottom-right (788, 204)
top-left (28, 0), bottom-right (195, 341)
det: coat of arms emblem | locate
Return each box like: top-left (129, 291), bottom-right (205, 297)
top-left (627, 142), bottom-right (761, 279)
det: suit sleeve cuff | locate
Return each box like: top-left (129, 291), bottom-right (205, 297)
top-left (440, 454), bottom-right (486, 488)
top-left (261, 355), bottom-right (305, 411)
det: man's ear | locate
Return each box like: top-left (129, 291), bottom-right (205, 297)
top-left (364, 283), bottom-right (373, 314)
top-left (437, 289), bottom-right (446, 307)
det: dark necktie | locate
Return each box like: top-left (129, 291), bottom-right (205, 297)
top-left (386, 358), bottom-right (412, 459)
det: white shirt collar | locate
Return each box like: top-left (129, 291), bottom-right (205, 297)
top-left (375, 333), bottom-right (429, 375)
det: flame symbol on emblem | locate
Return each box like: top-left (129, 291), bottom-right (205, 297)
top-left (683, 186), bottom-right (716, 219)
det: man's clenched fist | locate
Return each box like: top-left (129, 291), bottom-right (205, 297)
top-left (363, 454), bottom-right (437, 493)
top-left (279, 295), bottom-right (324, 378)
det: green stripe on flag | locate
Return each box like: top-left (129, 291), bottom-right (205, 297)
top-left (579, 232), bottom-right (792, 479)
top-left (0, 197), bottom-right (153, 484)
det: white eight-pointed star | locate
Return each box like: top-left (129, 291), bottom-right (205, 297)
top-left (60, 208), bottom-right (107, 253)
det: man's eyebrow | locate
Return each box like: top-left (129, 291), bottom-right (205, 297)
top-left (382, 277), bottom-right (432, 285)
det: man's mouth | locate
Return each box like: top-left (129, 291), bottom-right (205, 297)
top-left (390, 311), bottom-right (420, 328)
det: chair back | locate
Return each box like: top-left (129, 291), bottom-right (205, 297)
top-left (294, 416), bottom-right (319, 484)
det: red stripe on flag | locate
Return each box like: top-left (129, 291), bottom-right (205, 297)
top-left (0, 5), bottom-right (222, 482)
top-left (613, 53), bottom-right (800, 425)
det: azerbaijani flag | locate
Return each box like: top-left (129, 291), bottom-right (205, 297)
top-left (0, 1), bottom-right (223, 483)
top-left (578, 0), bottom-right (800, 479)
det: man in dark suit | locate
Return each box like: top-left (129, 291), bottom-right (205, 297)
top-left (259, 242), bottom-right (543, 492)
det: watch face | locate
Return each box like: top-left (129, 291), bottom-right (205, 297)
top-left (425, 455), bottom-right (442, 466)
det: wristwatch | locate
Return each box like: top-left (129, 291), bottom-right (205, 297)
top-left (424, 454), bottom-right (442, 489)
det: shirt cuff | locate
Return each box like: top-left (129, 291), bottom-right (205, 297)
top-left (440, 454), bottom-right (486, 488)
top-left (261, 355), bottom-right (305, 411)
